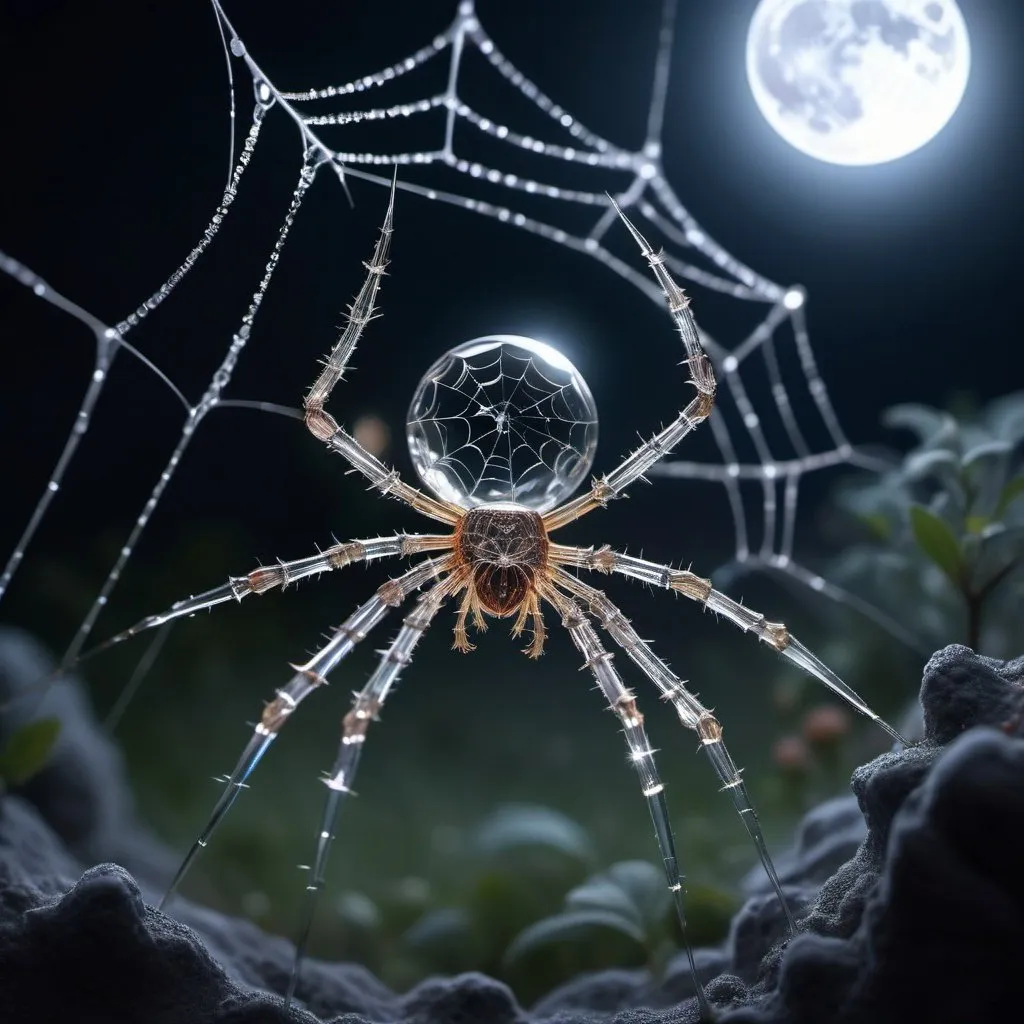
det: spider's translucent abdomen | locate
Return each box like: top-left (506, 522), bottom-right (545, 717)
top-left (407, 335), bottom-right (598, 511)
top-left (455, 502), bottom-right (548, 616)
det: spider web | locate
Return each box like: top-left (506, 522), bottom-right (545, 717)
top-left (407, 340), bottom-right (598, 509)
top-left (0, 0), bottom-right (920, 663)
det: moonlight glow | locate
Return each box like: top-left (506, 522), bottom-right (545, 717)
top-left (746, 0), bottom-right (971, 166)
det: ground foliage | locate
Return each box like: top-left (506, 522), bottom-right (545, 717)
top-left (2, 627), bottom-right (1023, 1023)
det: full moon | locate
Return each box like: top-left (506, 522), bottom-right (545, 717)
top-left (746, 0), bottom-right (970, 166)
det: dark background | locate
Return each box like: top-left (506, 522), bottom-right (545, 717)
top-left (0, 0), bottom-right (1020, 964)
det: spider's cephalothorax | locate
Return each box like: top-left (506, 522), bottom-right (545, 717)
top-left (87, 187), bottom-right (906, 1016)
top-left (455, 504), bottom-right (547, 615)
top-left (453, 502), bottom-right (550, 655)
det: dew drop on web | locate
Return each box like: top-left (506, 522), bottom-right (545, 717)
top-left (253, 79), bottom-right (274, 110)
top-left (406, 335), bottom-right (598, 511)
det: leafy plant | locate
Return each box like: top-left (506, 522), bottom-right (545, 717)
top-left (400, 803), bottom-right (600, 985)
top-left (0, 717), bottom-right (60, 790)
top-left (830, 393), bottom-right (1024, 656)
top-left (506, 859), bottom-right (666, 961)
top-left (313, 802), bottom-right (736, 1003)
top-left (505, 859), bottom-right (734, 982)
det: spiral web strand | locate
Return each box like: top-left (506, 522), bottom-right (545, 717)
top-left (0, 0), bottom-right (917, 671)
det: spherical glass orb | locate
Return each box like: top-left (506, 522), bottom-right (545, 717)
top-left (407, 335), bottom-right (598, 511)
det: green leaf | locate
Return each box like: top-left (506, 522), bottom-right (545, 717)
top-left (604, 860), bottom-right (672, 933)
top-left (468, 869), bottom-right (560, 949)
top-left (402, 907), bottom-right (477, 975)
top-left (565, 876), bottom-right (643, 925)
top-left (962, 441), bottom-right (1012, 517)
top-left (883, 404), bottom-right (958, 447)
top-left (962, 441), bottom-right (1012, 472)
top-left (902, 448), bottom-right (960, 485)
top-left (909, 504), bottom-right (964, 588)
top-left (835, 476), bottom-right (902, 518)
top-left (335, 890), bottom-right (381, 930)
top-left (857, 512), bottom-right (892, 541)
top-left (681, 884), bottom-right (740, 948)
top-left (0, 717), bottom-right (61, 785)
top-left (559, 861), bottom-right (673, 949)
top-left (503, 909), bottom-right (646, 965)
top-left (996, 476), bottom-right (1024, 519)
top-left (973, 525), bottom-right (1024, 589)
top-left (377, 877), bottom-right (432, 934)
top-left (986, 391), bottom-right (1024, 444)
top-left (472, 804), bottom-right (596, 866)
top-left (402, 907), bottom-right (473, 951)
top-left (965, 515), bottom-right (989, 535)
top-left (929, 488), bottom-right (967, 530)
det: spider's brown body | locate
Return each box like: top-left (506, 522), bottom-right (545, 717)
top-left (453, 503), bottom-right (549, 650)
top-left (455, 504), bottom-right (548, 611)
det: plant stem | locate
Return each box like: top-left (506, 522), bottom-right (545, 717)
top-left (965, 558), bottom-right (1022, 653)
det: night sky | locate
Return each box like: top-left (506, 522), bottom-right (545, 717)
top-left (2, 0), bottom-right (1020, 552)
top-left (0, 0), bottom-right (1022, 920)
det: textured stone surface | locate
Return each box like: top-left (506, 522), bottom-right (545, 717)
top-left (1, 628), bottom-right (1022, 1023)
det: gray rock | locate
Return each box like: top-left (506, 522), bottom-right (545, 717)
top-left (1, 630), bottom-right (1023, 1024)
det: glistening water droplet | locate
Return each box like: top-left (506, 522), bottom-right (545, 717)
top-left (407, 335), bottom-right (598, 511)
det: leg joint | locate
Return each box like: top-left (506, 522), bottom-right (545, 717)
top-left (696, 713), bottom-right (723, 745)
top-left (591, 545), bottom-right (616, 572)
top-left (763, 620), bottom-right (790, 650)
top-left (670, 571), bottom-right (712, 602)
top-left (305, 405), bottom-right (339, 442)
top-left (377, 577), bottom-right (409, 607)
top-left (329, 541), bottom-right (366, 569)
top-left (614, 693), bottom-right (644, 729)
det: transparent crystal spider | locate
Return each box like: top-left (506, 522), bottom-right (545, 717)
top-left (82, 183), bottom-right (905, 1016)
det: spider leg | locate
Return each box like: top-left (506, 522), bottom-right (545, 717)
top-left (74, 533), bottom-right (453, 664)
top-left (553, 567), bottom-right (797, 936)
top-left (538, 579), bottom-right (713, 1021)
top-left (510, 589), bottom-right (546, 659)
top-left (302, 176), bottom-right (462, 527)
top-left (471, 596), bottom-right (488, 633)
top-left (452, 581), bottom-right (487, 653)
top-left (543, 201), bottom-right (715, 533)
top-left (1, 534), bottom-right (453, 717)
top-left (286, 571), bottom-right (459, 1007)
top-left (160, 554), bottom-right (453, 908)
top-left (552, 543), bottom-right (907, 745)
top-left (453, 586), bottom-right (476, 652)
